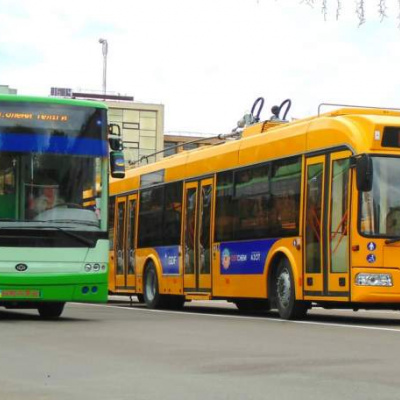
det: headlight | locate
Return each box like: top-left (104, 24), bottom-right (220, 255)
top-left (355, 273), bottom-right (393, 287)
top-left (93, 263), bottom-right (100, 272)
top-left (84, 264), bottom-right (92, 272)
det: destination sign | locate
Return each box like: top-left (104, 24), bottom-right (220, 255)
top-left (0, 112), bottom-right (69, 122)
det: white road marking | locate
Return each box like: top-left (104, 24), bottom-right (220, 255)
top-left (72, 302), bottom-right (400, 333)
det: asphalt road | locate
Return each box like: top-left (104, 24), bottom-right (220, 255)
top-left (1, 299), bottom-right (400, 400)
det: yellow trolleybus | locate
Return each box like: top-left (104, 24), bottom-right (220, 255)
top-left (108, 101), bottom-right (400, 319)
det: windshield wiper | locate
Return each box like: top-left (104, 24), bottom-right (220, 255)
top-left (43, 226), bottom-right (95, 247)
top-left (47, 219), bottom-right (99, 227)
top-left (385, 237), bottom-right (400, 244)
top-left (0, 225), bottom-right (95, 247)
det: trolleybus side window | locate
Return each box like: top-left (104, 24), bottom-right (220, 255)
top-left (270, 157), bottom-right (301, 236)
top-left (215, 171), bottom-right (234, 242)
top-left (138, 186), bottom-right (164, 247)
top-left (164, 182), bottom-right (183, 246)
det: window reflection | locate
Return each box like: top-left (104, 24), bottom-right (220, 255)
top-left (361, 157), bottom-right (400, 236)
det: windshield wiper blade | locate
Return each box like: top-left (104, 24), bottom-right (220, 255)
top-left (0, 225), bottom-right (95, 247)
top-left (40, 226), bottom-right (95, 247)
top-left (385, 237), bottom-right (400, 244)
top-left (48, 219), bottom-right (99, 227)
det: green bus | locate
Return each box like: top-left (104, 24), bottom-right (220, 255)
top-left (0, 94), bottom-right (123, 318)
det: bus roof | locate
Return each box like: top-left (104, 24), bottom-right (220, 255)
top-left (0, 94), bottom-right (107, 109)
top-left (110, 106), bottom-right (400, 194)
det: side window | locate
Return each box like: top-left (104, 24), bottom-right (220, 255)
top-left (215, 171), bottom-right (234, 241)
top-left (234, 164), bottom-right (270, 240)
top-left (270, 157), bottom-right (301, 236)
top-left (109, 196), bottom-right (115, 250)
top-left (164, 182), bottom-right (183, 246)
top-left (138, 186), bottom-right (164, 247)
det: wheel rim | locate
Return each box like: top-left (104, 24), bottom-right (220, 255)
top-left (145, 268), bottom-right (156, 302)
top-left (277, 267), bottom-right (291, 309)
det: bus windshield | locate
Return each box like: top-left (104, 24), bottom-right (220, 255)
top-left (360, 156), bottom-right (400, 237)
top-left (0, 101), bottom-right (107, 231)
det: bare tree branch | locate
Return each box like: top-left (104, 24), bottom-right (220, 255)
top-left (336, 0), bottom-right (342, 20)
top-left (322, 0), bottom-right (328, 20)
top-left (398, 0), bottom-right (400, 28)
top-left (378, 0), bottom-right (388, 22)
top-left (300, 0), bottom-right (315, 8)
top-left (356, 0), bottom-right (366, 26)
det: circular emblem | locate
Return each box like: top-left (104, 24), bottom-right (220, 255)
top-left (15, 263), bottom-right (28, 272)
top-left (222, 248), bottom-right (231, 270)
top-left (367, 254), bottom-right (376, 264)
top-left (367, 242), bottom-right (376, 251)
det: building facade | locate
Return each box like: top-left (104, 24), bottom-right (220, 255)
top-left (0, 85), bottom-right (17, 95)
top-left (163, 132), bottom-right (220, 157)
top-left (106, 101), bottom-right (164, 166)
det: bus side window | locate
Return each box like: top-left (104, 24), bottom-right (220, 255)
top-left (215, 171), bottom-right (235, 242)
top-left (270, 157), bottom-right (301, 236)
top-left (164, 182), bottom-right (183, 246)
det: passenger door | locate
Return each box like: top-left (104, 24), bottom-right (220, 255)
top-left (303, 152), bottom-right (351, 298)
top-left (114, 195), bottom-right (137, 292)
top-left (304, 156), bottom-right (325, 294)
top-left (183, 178), bottom-right (214, 293)
top-left (125, 194), bottom-right (138, 291)
top-left (327, 151), bottom-right (351, 294)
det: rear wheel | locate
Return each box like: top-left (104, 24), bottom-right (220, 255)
top-left (275, 259), bottom-right (308, 320)
top-left (143, 262), bottom-right (167, 309)
top-left (136, 294), bottom-right (145, 303)
top-left (37, 302), bottom-right (65, 319)
top-left (166, 295), bottom-right (185, 310)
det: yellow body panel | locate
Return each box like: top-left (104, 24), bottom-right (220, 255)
top-left (108, 106), bottom-right (400, 310)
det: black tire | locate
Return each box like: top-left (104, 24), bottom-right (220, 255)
top-left (275, 259), bottom-right (308, 320)
top-left (166, 295), bottom-right (185, 310)
top-left (37, 302), bottom-right (65, 319)
top-left (143, 262), bottom-right (167, 309)
top-left (235, 299), bottom-right (270, 313)
top-left (136, 294), bottom-right (145, 303)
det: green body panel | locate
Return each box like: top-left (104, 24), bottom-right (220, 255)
top-left (0, 95), bottom-right (109, 308)
top-left (0, 239), bottom-right (109, 303)
top-left (0, 283), bottom-right (108, 302)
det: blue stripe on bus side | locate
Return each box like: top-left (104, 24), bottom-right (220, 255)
top-left (154, 246), bottom-right (180, 275)
top-left (220, 239), bottom-right (278, 275)
top-left (0, 133), bottom-right (107, 156)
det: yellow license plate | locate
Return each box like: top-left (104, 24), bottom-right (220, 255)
top-left (0, 290), bottom-right (41, 299)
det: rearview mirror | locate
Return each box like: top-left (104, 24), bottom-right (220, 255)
top-left (356, 154), bottom-right (373, 192)
top-left (110, 151), bottom-right (125, 179)
top-left (108, 124), bottom-right (124, 151)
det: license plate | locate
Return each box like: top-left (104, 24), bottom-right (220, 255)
top-left (0, 289), bottom-right (41, 299)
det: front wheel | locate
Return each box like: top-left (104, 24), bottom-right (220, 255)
top-left (275, 259), bottom-right (308, 320)
top-left (37, 302), bottom-right (65, 319)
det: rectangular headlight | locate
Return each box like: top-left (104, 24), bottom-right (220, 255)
top-left (355, 273), bottom-right (393, 287)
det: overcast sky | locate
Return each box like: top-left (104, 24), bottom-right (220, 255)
top-left (1, 0), bottom-right (400, 134)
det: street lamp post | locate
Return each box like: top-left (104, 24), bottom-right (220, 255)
top-left (99, 38), bottom-right (108, 98)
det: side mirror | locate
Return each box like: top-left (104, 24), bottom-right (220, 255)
top-left (108, 124), bottom-right (123, 151)
top-left (110, 151), bottom-right (125, 178)
top-left (356, 154), bottom-right (373, 192)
